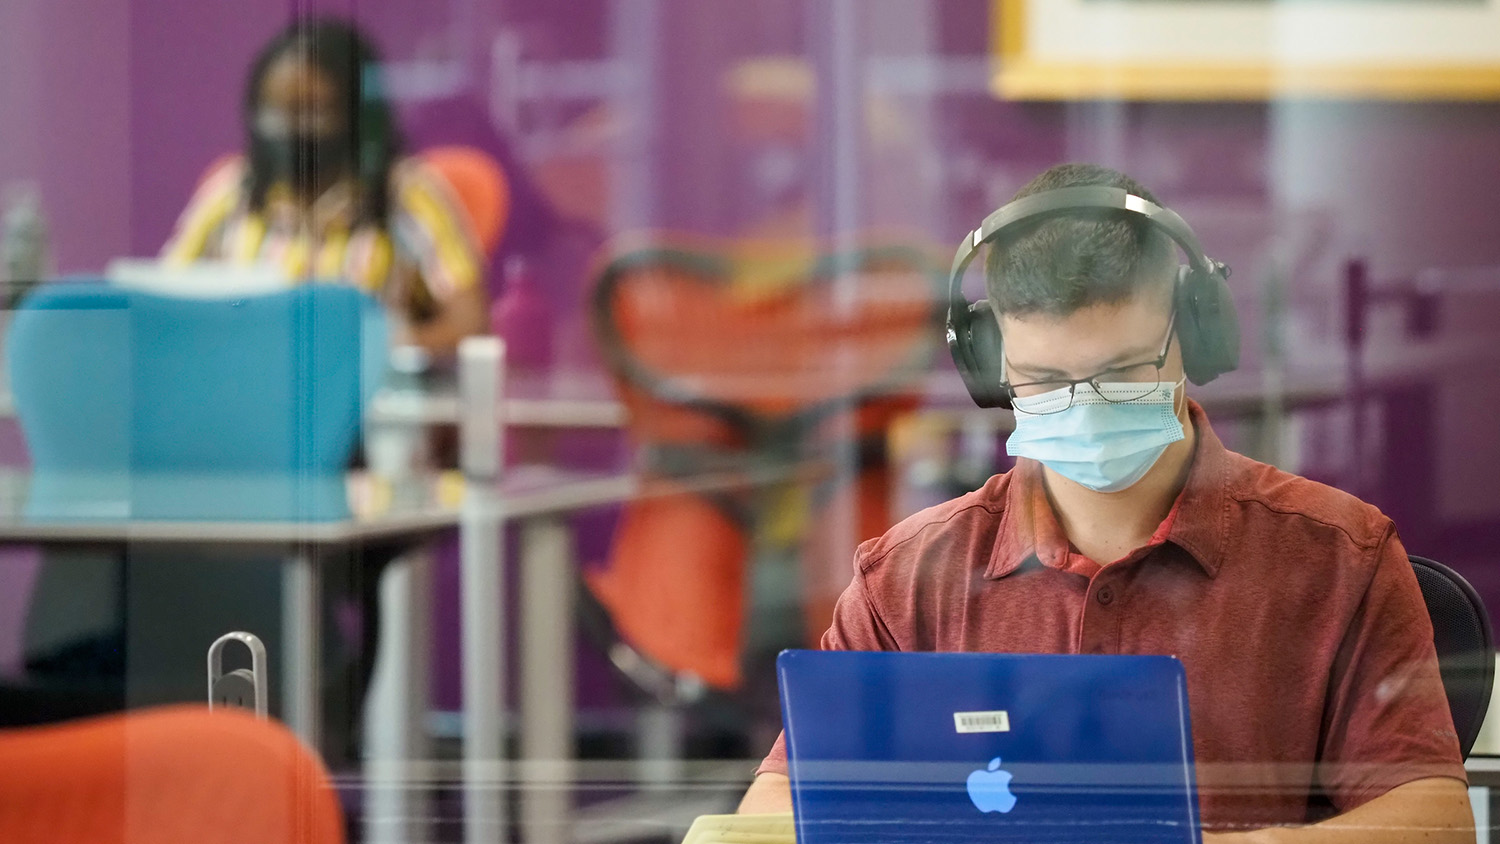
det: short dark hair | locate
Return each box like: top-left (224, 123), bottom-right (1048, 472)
top-left (984, 163), bottom-right (1176, 318)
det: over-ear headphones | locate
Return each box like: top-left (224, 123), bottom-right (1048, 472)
top-left (946, 185), bottom-right (1240, 409)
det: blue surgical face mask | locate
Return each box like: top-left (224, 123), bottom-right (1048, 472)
top-left (1006, 379), bottom-right (1186, 493)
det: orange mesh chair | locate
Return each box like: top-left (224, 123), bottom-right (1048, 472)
top-left (418, 145), bottom-right (511, 256)
top-left (0, 704), bottom-right (344, 844)
top-left (586, 240), bottom-right (942, 693)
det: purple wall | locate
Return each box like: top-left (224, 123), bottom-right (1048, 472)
top-left (128, 2), bottom-right (287, 260)
top-left (0, 0), bottom-right (132, 273)
top-left (18, 3), bottom-right (1500, 325)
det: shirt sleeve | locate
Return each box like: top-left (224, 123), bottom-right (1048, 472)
top-left (389, 160), bottom-right (483, 303)
top-left (1316, 523), bottom-right (1468, 811)
top-left (160, 156), bottom-right (244, 262)
top-left (755, 555), bottom-right (900, 777)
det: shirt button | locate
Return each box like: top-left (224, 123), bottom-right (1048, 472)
top-left (1097, 586), bottom-right (1115, 606)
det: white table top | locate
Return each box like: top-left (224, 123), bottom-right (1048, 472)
top-left (368, 391), bottom-right (625, 429)
top-left (0, 505), bottom-right (459, 546)
top-left (0, 471), bottom-right (463, 546)
top-left (0, 460), bottom-right (829, 547)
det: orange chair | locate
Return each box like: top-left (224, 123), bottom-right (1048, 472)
top-left (0, 704), bottom-right (344, 844)
top-left (419, 145), bottom-right (511, 257)
top-left (586, 240), bottom-right (943, 693)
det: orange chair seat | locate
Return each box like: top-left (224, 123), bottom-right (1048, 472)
top-left (0, 705), bottom-right (343, 844)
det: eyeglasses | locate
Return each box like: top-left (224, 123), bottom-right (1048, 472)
top-left (1001, 309), bottom-right (1178, 415)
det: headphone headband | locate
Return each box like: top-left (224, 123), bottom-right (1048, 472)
top-left (949, 186), bottom-right (1213, 299)
top-left (945, 184), bottom-right (1239, 409)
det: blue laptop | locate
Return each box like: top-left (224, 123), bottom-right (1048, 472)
top-left (778, 651), bottom-right (1201, 844)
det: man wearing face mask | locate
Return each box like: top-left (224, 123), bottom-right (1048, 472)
top-left (163, 17), bottom-right (487, 355)
top-left (738, 164), bottom-right (1473, 842)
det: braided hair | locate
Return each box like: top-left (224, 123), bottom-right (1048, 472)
top-left (242, 17), bottom-right (401, 226)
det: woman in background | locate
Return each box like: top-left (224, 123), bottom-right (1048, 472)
top-left (163, 17), bottom-right (487, 355)
top-left (7, 16), bottom-right (485, 746)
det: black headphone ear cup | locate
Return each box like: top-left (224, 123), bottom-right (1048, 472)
top-left (949, 298), bottom-right (1012, 409)
top-left (1174, 264), bottom-right (1241, 385)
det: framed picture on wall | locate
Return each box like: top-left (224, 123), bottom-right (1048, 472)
top-left (991, 0), bottom-right (1500, 101)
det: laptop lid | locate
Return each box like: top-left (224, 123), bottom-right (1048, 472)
top-left (778, 650), bottom-right (1200, 844)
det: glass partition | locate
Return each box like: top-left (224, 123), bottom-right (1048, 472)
top-left (0, 2), bottom-right (1496, 842)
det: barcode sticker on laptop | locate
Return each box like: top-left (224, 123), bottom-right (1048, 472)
top-left (954, 710), bottom-right (1010, 733)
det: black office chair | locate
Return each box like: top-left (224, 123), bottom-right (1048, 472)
top-left (1410, 555), bottom-right (1495, 758)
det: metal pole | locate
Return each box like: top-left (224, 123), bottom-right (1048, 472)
top-left (519, 518), bottom-right (575, 844)
top-left (460, 336), bottom-right (506, 844)
top-left (282, 549), bottom-right (321, 751)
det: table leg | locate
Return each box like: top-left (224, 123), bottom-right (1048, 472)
top-left (520, 517), bottom-right (574, 844)
top-left (638, 703), bottom-right (686, 786)
top-left (282, 548), bottom-right (322, 751)
top-left (462, 486), bottom-right (506, 844)
top-left (365, 550), bottom-right (434, 844)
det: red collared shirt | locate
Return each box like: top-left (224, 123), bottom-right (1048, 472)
top-left (758, 401), bottom-right (1465, 829)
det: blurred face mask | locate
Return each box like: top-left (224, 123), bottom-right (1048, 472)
top-left (1005, 379), bottom-right (1186, 493)
top-left (252, 110), bottom-right (355, 195)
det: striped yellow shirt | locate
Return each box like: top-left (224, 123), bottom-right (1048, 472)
top-left (162, 155), bottom-right (482, 318)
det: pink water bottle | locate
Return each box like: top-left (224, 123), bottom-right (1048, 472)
top-left (490, 255), bottom-right (553, 371)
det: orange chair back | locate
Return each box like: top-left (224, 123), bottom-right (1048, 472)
top-left (0, 705), bottom-right (344, 844)
top-left (593, 242), bottom-right (942, 426)
top-left (420, 145), bottom-right (510, 256)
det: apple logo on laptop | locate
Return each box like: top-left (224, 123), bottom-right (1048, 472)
top-left (966, 757), bottom-right (1017, 813)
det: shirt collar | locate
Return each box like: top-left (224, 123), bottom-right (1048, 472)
top-left (986, 399), bottom-right (1230, 580)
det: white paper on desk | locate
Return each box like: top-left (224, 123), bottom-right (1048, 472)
top-left (680, 812), bottom-right (794, 844)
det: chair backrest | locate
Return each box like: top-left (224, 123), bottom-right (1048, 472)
top-left (419, 145), bottom-right (510, 256)
top-left (1410, 554), bottom-right (1495, 758)
top-left (592, 240), bottom-right (944, 436)
top-left (0, 704), bottom-right (344, 844)
top-left (583, 239), bottom-right (944, 695)
top-left (7, 280), bottom-right (386, 521)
